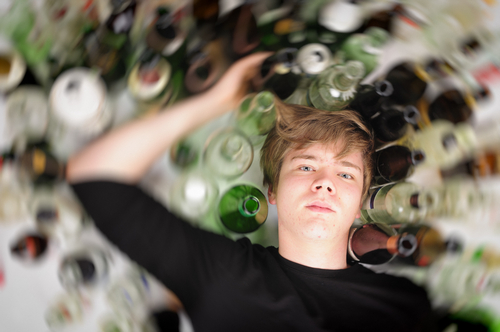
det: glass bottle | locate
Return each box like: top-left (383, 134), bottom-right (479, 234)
top-left (373, 145), bottom-right (425, 186)
top-left (58, 245), bottom-right (109, 290)
top-left (47, 67), bottom-right (113, 160)
top-left (252, 48), bottom-right (301, 101)
top-left (0, 43), bottom-right (27, 93)
top-left (296, 43), bottom-right (332, 76)
top-left (284, 76), bottom-right (312, 106)
top-left (45, 293), bottom-right (85, 330)
top-left (370, 105), bottom-right (420, 144)
top-left (347, 223), bottom-right (418, 265)
top-left (383, 62), bottom-right (428, 105)
top-left (4, 85), bottom-right (49, 152)
top-left (169, 138), bottom-right (199, 169)
top-left (15, 145), bottom-right (66, 183)
top-left (317, 0), bottom-right (365, 35)
top-left (106, 268), bottom-right (150, 319)
top-left (428, 86), bottom-right (490, 124)
top-left (218, 184), bottom-right (268, 233)
top-left (360, 182), bottom-right (437, 224)
top-left (10, 232), bottom-right (49, 261)
top-left (127, 51), bottom-right (173, 117)
top-left (0, 164), bottom-right (31, 224)
top-left (235, 91), bottom-right (276, 145)
top-left (405, 120), bottom-right (477, 170)
top-left (203, 128), bottom-right (254, 179)
top-left (348, 80), bottom-right (394, 120)
top-left (307, 60), bottom-right (365, 111)
top-left (340, 27), bottom-right (390, 75)
top-left (168, 169), bottom-right (219, 222)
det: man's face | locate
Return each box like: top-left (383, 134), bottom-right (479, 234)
top-left (268, 142), bottom-right (364, 242)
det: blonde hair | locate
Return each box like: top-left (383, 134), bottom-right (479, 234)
top-left (260, 98), bottom-right (375, 200)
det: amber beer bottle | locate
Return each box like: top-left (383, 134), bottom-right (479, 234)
top-left (348, 80), bottom-right (394, 120)
top-left (383, 62), bottom-right (428, 105)
top-left (373, 145), bottom-right (425, 186)
top-left (370, 105), bottom-right (420, 144)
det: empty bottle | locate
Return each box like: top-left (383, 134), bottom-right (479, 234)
top-left (45, 293), bottom-right (85, 329)
top-left (58, 246), bottom-right (109, 290)
top-left (0, 44), bottom-right (26, 93)
top-left (10, 232), bottom-right (49, 261)
top-left (341, 27), bottom-right (390, 75)
top-left (307, 60), bottom-right (365, 111)
top-left (296, 43), bottom-right (332, 76)
top-left (373, 145), bottom-right (425, 186)
top-left (203, 128), bottom-right (254, 179)
top-left (235, 91), bottom-right (276, 145)
top-left (218, 184), bottom-right (268, 233)
top-left (348, 80), bottom-right (394, 120)
top-left (361, 181), bottom-right (437, 224)
top-left (370, 105), bottom-right (420, 143)
top-left (383, 62), bottom-right (428, 105)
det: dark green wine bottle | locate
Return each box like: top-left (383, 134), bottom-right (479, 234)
top-left (218, 185), bottom-right (268, 233)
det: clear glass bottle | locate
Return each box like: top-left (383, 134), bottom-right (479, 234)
top-left (341, 27), bottom-right (390, 75)
top-left (218, 184), bottom-right (268, 233)
top-left (373, 145), bottom-right (425, 186)
top-left (203, 128), bottom-right (254, 179)
top-left (45, 292), bottom-right (85, 330)
top-left (296, 43), bottom-right (332, 76)
top-left (168, 169), bottom-right (219, 222)
top-left (0, 42), bottom-right (26, 93)
top-left (284, 76), bottom-right (312, 106)
top-left (106, 268), bottom-right (150, 320)
top-left (235, 91), bottom-right (276, 145)
top-left (360, 182), bottom-right (437, 224)
top-left (58, 245), bottom-right (110, 290)
top-left (307, 60), bottom-right (365, 111)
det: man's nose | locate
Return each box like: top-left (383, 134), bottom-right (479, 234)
top-left (312, 174), bottom-right (336, 194)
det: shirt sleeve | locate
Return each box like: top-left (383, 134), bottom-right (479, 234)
top-left (70, 180), bottom-right (248, 308)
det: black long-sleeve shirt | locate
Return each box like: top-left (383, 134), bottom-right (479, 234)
top-left (71, 180), bottom-right (436, 332)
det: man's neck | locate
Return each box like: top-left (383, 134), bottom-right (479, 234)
top-left (278, 229), bottom-right (349, 270)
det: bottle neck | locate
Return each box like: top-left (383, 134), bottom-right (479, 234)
top-left (238, 195), bottom-right (260, 217)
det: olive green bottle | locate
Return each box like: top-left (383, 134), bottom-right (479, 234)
top-left (218, 184), bottom-right (268, 233)
top-left (236, 91), bottom-right (276, 145)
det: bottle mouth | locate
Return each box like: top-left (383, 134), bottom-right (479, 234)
top-left (374, 80), bottom-right (394, 97)
top-left (397, 233), bottom-right (418, 257)
top-left (240, 196), bottom-right (260, 216)
top-left (411, 150), bottom-right (425, 165)
top-left (403, 105), bottom-right (420, 125)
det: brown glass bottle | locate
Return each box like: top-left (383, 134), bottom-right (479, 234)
top-left (370, 105), bottom-right (420, 143)
top-left (348, 80), bottom-right (394, 120)
top-left (383, 62), bottom-right (428, 105)
top-left (373, 145), bottom-right (425, 186)
top-left (347, 223), bottom-right (417, 265)
top-left (428, 86), bottom-right (490, 124)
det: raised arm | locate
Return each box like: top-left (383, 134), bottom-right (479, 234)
top-left (66, 52), bottom-right (272, 184)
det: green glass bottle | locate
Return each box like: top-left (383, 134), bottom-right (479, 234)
top-left (307, 60), bottom-right (365, 111)
top-left (284, 76), bottom-right (312, 106)
top-left (218, 184), bottom-right (268, 233)
top-left (235, 91), bottom-right (276, 145)
top-left (340, 27), bottom-right (390, 75)
top-left (360, 182), bottom-right (437, 224)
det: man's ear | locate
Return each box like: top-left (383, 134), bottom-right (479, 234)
top-left (268, 185), bottom-right (276, 205)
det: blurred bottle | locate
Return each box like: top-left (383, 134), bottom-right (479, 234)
top-left (45, 293), bottom-right (86, 330)
top-left (169, 169), bottom-right (219, 222)
top-left (10, 232), bottom-right (49, 261)
top-left (284, 76), bottom-right (312, 106)
top-left (362, 3), bottom-right (402, 34)
top-left (218, 184), bottom-right (268, 233)
top-left (31, 185), bottom-right (85, 244)
top-left (203, 128), bottom-right (254, 179)
top-left (347, 223), bottom-right (418, 265)
top-left (169, 138), bottom-right (199, 169)
top-left (470, 151), bottom-right (500, 179)
top-left (100, 315), bottom-right (158, 332)
top-left (360, 182), bottom-right (436, 224)
top-left (107, 268), bottom-right (151, 320)
top-left (127, 50), bottom-right (173, 117)
top-left (217, 3), bottom-right (260, 60)
top-left (340, 27), bottom-right (390, 75)
top-left (296, 43), bottom-right (333, 76)
top-left (58, 245), bottom-right (110, 290)
top-left (47, 67), bottom-right (114, 160)
top-left (370, 105), bottom-right (420, 144)
top-left (4, 86), bottom-right (49, 152)
top-left (426, 86), bottom-right (490, 124)
top-left (373, 145), bottom-right (425, 187)
top-left (307, 60), bottom-right (365, 111)
top-left (13, 145), bottom-right (66, 183)
top-left (0, 164), bottom-right (31, 224)
top-left (383, 62), bottom-right (428, 105)
top-left (84, 0), bottom-right (136, 84)
top-left (348, 80), bottom-right (394, 120)
top-left (235, 91), bottom-right (276, 145)
top-left (252, 48), bottom-right (301, 101)
top-left (0, 42), bottom-right (27, 93)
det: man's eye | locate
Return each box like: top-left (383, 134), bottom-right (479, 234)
top-left (299, 166), bottom-right (313, 172)
top-left (340, 173), bottom-right (353, 179)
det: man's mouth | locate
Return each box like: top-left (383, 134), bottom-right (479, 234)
top-left (306, 201), bottom-right (334, 213)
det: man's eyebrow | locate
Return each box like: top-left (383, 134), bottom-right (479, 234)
top-left (290, 154), bottom-right (318, 161)
top-left (336, 160), bottom-right (362, 173)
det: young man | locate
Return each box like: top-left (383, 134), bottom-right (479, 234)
top-left (67, 53), bottom-right (436, 331)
